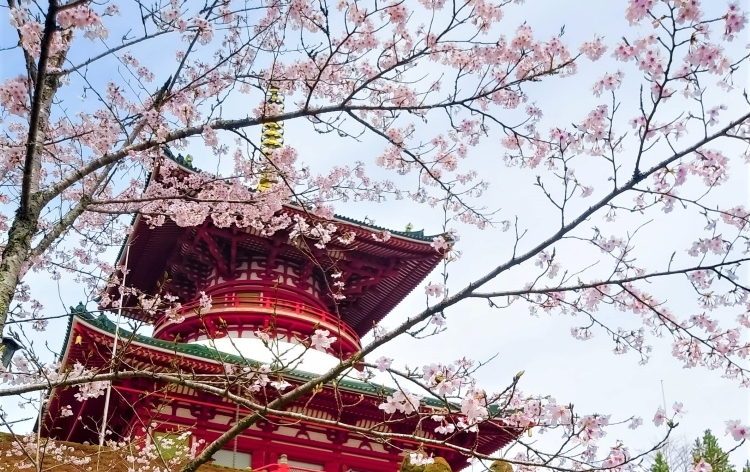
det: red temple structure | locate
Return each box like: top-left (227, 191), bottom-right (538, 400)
top-left (40, 89), bottom-right (518, 471)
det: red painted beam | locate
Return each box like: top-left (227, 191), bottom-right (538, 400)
top-left (65, 399), bottom-right (89, 442)
top-left (112, 384), bottom-right (458, 454)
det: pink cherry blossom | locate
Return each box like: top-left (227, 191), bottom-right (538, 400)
top-left (198, 291), bottom-right (212, 312)
top-left (461, 390), bottom-right (489, 426)
top-left (372, 325), bottom-right (387, 340)
top-left (60, 405), bottom-right (73, 418)
top-left (254, 330), bottom-right (271, 343)
top-left (270, 379), bottom-right (291, 391)
top-left (408, 452), bottom-right (434, 467)
top-left (692, 461), bottom-right (713, 472)
top-left (725, 419), bottom-right (749, 440)
top-left (431, 235), bottom-right (451, 251)
top-left (579, 37), bottom-right (607, 61)
top-left (724, 3), bottom-right (748, 40)
top-left (371, 230), bottom-right (392, 242)
top-left (0, 77), bottom-right (28, 116)
top-left (74, 379), bottom-right (110, 402)
top-left (310, 329), bottom-right (337, 352)
top-left (431, 415), bottom-right (456, 435)
top-left (545, 401), bottom-right (572, 426)
top-left (425, 283), bottom-right (446, 297)
top-left (430, 314), bottom-right (446, 327)
top-left (613, 41), bottom-right (637, 61)
top-left (628, 417), bottom-right (643, 429)
top-left (602, 446), bottom-right (630, 468)
top-left (625, 0), bottom-right (658, 25)
top-left (652, 406), bottom-right (666, 426)
top-left (379, 390), bottom-right (422, 415)
top-left (375, 356), bottom-right (392, 372)
top-left (591, 71), bottom-right (624, 97)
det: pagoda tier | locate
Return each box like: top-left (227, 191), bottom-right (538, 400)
top-left (43, 314), bottom-right (519, 471)
top-left (109, 205), bottom-right (442, 359)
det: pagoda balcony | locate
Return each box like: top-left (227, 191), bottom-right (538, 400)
top-left (152, 289), bottom-right (362, 359)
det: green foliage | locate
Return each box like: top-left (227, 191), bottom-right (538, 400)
top-left (427, 457), bottom-right (452, 472)
top-left (399, 456), bottom-right (452, 472)
top-left (692, 430), bottom-right (736, 472)
top-left (152, 431), bottom-right (190, 460)
top-left (400, 456), bottom-right (419, 472)
top-left (490, 460), bottom-right (514, 472)
top-left (651, 452), bottom-right (670, 472)
top-left (741, 460), bottom-right (749, 472)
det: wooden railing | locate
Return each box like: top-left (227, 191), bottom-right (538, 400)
top-left (253, 454), bottom-right (323, 472)
top-left (153, 291), bottom-right (360, 347)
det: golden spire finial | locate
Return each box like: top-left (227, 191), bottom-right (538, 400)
top-left (257, 85), bottom-right (284, 191)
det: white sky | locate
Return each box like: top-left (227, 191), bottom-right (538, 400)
top-left (1, 0), bottom-right (749, 469)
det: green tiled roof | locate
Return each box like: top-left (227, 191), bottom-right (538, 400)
top-left (331, 213), bottom-right (433, 242)
top-left (162, 146), bottom-right (200, 172)
top-left (67, 312), bottom-right (446, 407)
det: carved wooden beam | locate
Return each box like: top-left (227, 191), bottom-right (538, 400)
top-left (195, 225), bottom-right (229, 276)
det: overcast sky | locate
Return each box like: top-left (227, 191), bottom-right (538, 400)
top-left (1, 0), bottom-right (748, 469)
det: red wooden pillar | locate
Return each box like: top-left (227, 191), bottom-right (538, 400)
top-left (252, 447), bottom-right (270, 470)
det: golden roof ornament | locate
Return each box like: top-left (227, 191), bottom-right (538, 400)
top-left (257, 85), bottom-right (284, 192)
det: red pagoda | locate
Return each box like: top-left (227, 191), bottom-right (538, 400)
top-left (41, 89), bottom-right (518, 471)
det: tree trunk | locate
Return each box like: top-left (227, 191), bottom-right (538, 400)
top-left (0, 21), bottom-right (71, 336)
top-left (0, 207), bottom-right (41, 333)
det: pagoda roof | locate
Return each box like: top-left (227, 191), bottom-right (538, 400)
top-left (48, 311), bottom-right (518, 465)
top-left (115, 214), bottom-right (441, 335)
top-left (113, 148), bottom-right (436, 267)
top-left (111, 150), bottom-right (444, 336)
top-left (60, 311), bottom-right (435, 403)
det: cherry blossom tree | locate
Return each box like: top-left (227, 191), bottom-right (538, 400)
top-left (1, 0), bottom-right (749, 471)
